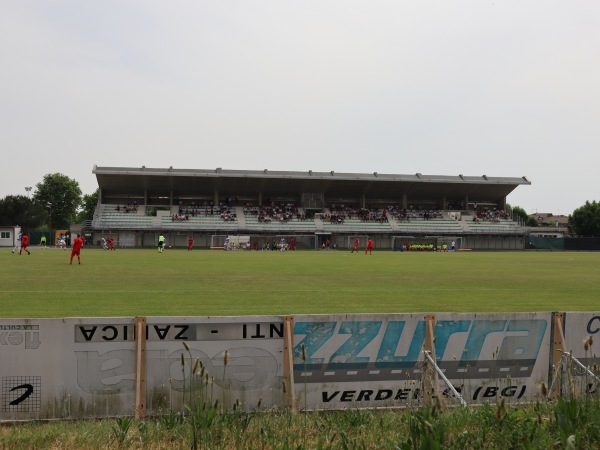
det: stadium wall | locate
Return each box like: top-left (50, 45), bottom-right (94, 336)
top-left (1, 312), bottom-right (598, 421)
top-left (86, 231), bottom-right (524, 251)
top-left (565, 238), bottom-right (600, 251)
top-left (461, 236), bottom-right (525, 250)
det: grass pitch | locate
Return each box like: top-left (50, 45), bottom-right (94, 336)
top-left (1, 247), bottom-right (599, 318)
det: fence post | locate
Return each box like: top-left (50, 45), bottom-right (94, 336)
top-left (135, 316), bottom-right (147, 418)
top-left (549, 312), bottom-right (566, 400)
top-left (283, 315), bottom-right (297, 412)
top-left (422, 314), bottom-right (441, 407)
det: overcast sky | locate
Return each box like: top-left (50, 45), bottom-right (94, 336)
top-left (1, 1), bottom-right (598, 215)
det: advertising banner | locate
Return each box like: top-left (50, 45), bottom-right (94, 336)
top-left (0, 316), bottom-right (285, 421)
top-left (144, 316), bottom-right (284, 414)
top-left (1, 317), bottom-right (135, 421)
top-left (1, 312), bottom-right (563, 420)
top-left (562, 312), bottom-right (600, 396)
top-left (293, 313), bottom-right (552, 409)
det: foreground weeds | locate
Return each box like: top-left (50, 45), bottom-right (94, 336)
top-left (2, 399), bottom-right (600, 449)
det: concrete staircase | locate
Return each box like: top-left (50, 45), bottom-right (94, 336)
top-left (313, 216), bottom-right (324, 233)
top-left (235, 206), bottom-right (247, 229)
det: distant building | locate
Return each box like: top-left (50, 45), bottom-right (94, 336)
top-left (528, 213), bottom-right (570, 238)
top-left (0, 226), bottom-right (20, 248)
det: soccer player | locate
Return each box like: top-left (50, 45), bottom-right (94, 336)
top-left (365, 237), bottom-right (374, 255)
top-left (58, 233), bottom-right (67, 250)
top-left (40, 235), bottom-right (47, 248)
top-left (19, 232), bottom-right (31, 255)
top-left (188, 235), bottom-right (194, 251)
top-left (158, 233), bottom-right (165, 253)
top-left (108, 236), bottom-right (115, 250)
top-left (12, 228), bottom-right (21, 253)
top-left (351, 236), bottom-right (360, 253)
top-left (69, 233), bottom-right (84, 265)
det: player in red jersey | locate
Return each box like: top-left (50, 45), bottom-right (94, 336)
top-left (108, 236), bottom-right (115, 250)
top-left (289, 236), bottom-right (295, 251)
top-left (69, 234), bottom-right (84, 265)
top-left (351, 236), bottom-right (360, 253)
top-left (188, 235), bottom-right (194, 251)
top-left (19, 233), bottom-right (31, 255)
top-left (365, 237), bottom-right (374, 255)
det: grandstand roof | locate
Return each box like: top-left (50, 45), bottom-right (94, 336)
top-left (93, 165), bottom-right (530, 202)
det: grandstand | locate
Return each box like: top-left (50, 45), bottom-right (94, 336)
top-left (89, 166), bottom-right (530, 249)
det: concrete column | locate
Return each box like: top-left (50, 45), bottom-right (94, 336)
top-left (402, 193), bottom-right (407, 209)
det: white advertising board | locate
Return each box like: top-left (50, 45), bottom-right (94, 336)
top-left (562, 312), bottom-right (600, 396)
top-left (1, 312), bottom-right (564, 420)
top-left (1, 318), bottom-right (135, 421)
top-left (0, 316), bottom-right (285, 421)
top-left (563, 312), bottom-right (600, 359)
top-left (143, 316), bottom-right (284, 413)
top-left (292, 313), bottom-right (552, 409)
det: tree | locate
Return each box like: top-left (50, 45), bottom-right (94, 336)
top-left (75, 188), bottom-right (99, 223)
top-left (507, 204), bottom-right (538, 227)
top-left (569, 201), bottom-right (600, 236)
top-left (0, 195), bottom-right (47, 229)
top-left (506, 205), bottom-right (529, 223)
top-left (33, 173), bottom-right (82, 229)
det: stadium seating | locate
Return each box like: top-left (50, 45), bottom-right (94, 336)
top-left (464, 218), bottom-right (525, 234)
top-left (92, 205), bottom-right (154, 229)
top-left (321, 218), bottom-right (392, 233)
top-left (243, 215), bottom-right (316, 232)
top-left (92, 203), bottom-right (524, 237)
top-left (392, 218), bottom-right (464, 234)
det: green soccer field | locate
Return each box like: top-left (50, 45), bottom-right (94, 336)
top-left (1, 247), bottom-right (599, 318)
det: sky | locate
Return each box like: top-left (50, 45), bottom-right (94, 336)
top-left (1, 1), bottom-right (599, 216)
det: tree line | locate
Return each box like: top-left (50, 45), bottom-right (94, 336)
top-left (0, 173), bottom-right (97, 230)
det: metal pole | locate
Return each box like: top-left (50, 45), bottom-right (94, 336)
top-left (423, 351), bottom-right (467, 407)
top-left (565, 352), bottom-right (600, 383)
